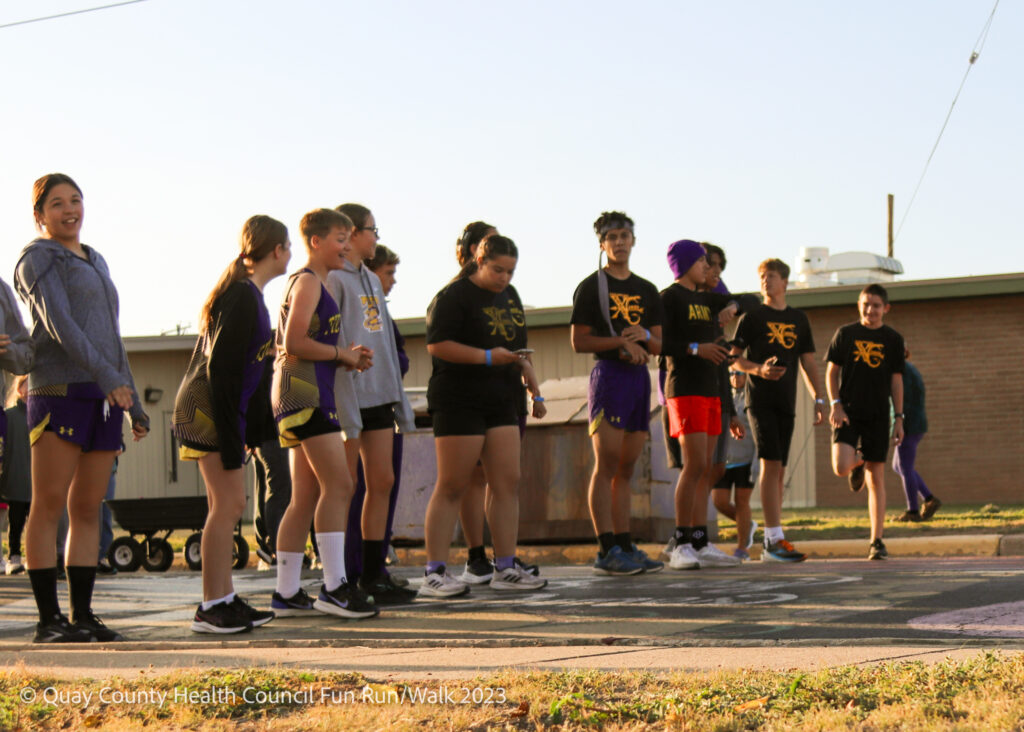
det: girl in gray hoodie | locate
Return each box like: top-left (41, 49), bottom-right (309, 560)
top-left (14, 174), bottom-right (149, 644)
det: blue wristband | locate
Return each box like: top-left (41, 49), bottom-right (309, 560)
top-left (644, 328), bottom-right (652, 341)
top-left (485, 349), bottom-right (492, 366)
top-left (533, 396), bottom-right (545, 402)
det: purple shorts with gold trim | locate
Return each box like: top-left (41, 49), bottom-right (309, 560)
top-left (27, 383), bottom-right (124, 453)
top-left (587, 359), bottom-right (651, 435)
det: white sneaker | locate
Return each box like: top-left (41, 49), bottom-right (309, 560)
top-left (696, 543), bottom-right (742, 568)
top-left (668, 543), bottom-right (700, 570)
top-left (0, 556), bottom-right (5, 575)
top-left (489, 565), bottom-right (548, 591)
top-left (416, 570), bottom-right (470, 598)
top-left (747, 520), bottom-right (759, 550)
top-left (6, 555), bottom-right (24, 575)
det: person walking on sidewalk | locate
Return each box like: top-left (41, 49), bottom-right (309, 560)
top-left (892, 348), bottom-right (941, 522)
top-left (826, 284), bottom-right (905, 560)
top-left (730, 258), bottom-right (826, 563)
top-left (571, 212), bottom-right (664, 576)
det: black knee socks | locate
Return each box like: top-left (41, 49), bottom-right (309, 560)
top-left (66, 565), bottom-right (97, 623)
top-left (28, 567), bottom-right (61, 623)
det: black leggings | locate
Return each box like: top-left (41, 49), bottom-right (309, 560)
top-left (7, 501), bottom-right (29, 556)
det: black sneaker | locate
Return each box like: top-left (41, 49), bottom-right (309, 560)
top-left (848, 463), bottom-right (865, 492)
top-left (313, 582), bottom-right (379, 619)
top-left (895, 510), bottom-right (922, 523)
top-left (270, 588), bottom-right (318, 617)
top-left (359, 574), bottom-right (418, 605)
top-left (869, 538), bottom-right (888, 560)
top-left (385, 571), bottom-right (410, 588)
top-left (96, 558), bottom-right (118, 575)
top-left (73, 612), bottom-right (125, 642)
top-left (514, 557), bottom-right (540, 576)
top-left (230, 596), bottom-right (275, 627)
top-left (921, 497), bottom-right (942, 520)
top-left (191, 601), bottom-right (253, 634)
top-left (459, 556), bottom-right (494, 585)
top-left (34, 614), bottom-right (94, 643)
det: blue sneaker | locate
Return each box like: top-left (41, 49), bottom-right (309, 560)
top-left (593, 545), bottom-right (645, 576)
top-left (630, 544), bottom-right (664, 573)
top-left (761, 539), bottom-right (806, 563)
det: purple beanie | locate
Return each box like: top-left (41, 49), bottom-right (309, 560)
top-left (667, 239), bottom-right (706, 280)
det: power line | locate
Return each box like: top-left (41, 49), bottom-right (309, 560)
top-left (894, 0), bottom-right (1001, 243)
top-left (0, 0), bottom-right (148, 30)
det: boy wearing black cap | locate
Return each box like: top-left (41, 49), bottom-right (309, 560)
top-left (826, 284), bottom-right (905, 560)
top-left (660, 240), bottom-right (742, 570)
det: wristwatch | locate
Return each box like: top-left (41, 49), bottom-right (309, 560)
top-left (688, 342), bottom-right (699, 356)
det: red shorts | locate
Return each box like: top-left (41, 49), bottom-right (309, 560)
top-left (667, 396), bottom-right (722, 438)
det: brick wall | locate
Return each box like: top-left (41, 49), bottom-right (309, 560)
top-left (804, 293), bottom-right (1024, 507)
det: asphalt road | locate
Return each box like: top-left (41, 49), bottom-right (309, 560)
top-left (2, 557), bottom-right (1022, 677)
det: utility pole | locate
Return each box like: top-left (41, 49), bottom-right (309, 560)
top-left (887, 193), bottom-right (894, 258)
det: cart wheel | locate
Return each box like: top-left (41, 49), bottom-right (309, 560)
top-left (143, 538), bottom-right (175, 572)
top-left (184, 533), bottom-right (203, 571)
top-left (109, 537), bottom-right (142, 573)
top-left (232, 535), bottom-right (250, 570)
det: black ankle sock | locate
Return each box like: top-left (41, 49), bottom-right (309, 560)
top-left (597, 532), bottom-right (616, 556)
top-left (690, 525), bottom-right (709, 550)
top-left (467, 545), bottom-right (487, 563)
top-left (674, 526), bottom-right (691, 544)
top-left (362, 540), bottom-right (384, 583)
top-left (66, 565), bottom-right (97, 623)
top-left (28, 567), bottom-right (61, 623)
top-left (613, 532), bottom-right (632, 552)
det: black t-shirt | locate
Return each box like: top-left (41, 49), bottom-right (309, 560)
top-left (826, 322), bottom-right (905, 418)
top-left (426, 277), bottom-right (526, 413)
top-left (570, 270), bottom-right (663, 361)
top-left (660, 283), bottom-right (734, 398)
top-left (735, 305), bottom-right (816, 414)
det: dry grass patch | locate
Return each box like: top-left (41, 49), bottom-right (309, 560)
top-left (3, 652), bottom-right (1024, 730)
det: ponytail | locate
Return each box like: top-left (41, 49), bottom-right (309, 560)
top-left (199, 215), bottom-right (288, 335)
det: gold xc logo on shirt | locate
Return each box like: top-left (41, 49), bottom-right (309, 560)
top-left (853, 340), bottom-right (885, 368)
top-left (767, 322), bottom-right (798, 349)
top-left (609, 293), bottom-right (643, 325)
top-left (360, 295), bottom-right (383, 333)
top-left (483, 307), bottom-right (518, 342)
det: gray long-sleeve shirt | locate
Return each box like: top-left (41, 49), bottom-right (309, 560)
top-left (14, 238), bottom-right (147, 427)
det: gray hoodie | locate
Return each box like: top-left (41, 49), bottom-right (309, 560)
top-left (0, 277), bottom-right (34, 401)
top-left (327, 259), bottom-right (413, 438)
top-left (14, 238), bottom-right (148, 428)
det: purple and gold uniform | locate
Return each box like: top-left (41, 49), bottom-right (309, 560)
top-left (272, 269), bottom-right (342, 446)
top-left (172, 280), bottom-right (275, 469)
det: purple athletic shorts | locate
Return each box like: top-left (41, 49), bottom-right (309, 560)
top-left (28, 385), bottom-right (124, 452)
top-left (588, 359), bottom-right (651, 435)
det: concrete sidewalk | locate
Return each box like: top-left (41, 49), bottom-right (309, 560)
top-left (397, 532), bottom-right (1024, 567)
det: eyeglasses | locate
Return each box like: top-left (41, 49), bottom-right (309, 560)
top-left (359, 226), bottom-right (380, 237)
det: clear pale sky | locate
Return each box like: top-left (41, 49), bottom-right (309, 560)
top-left (1, 0), bottom-right (1019, 336)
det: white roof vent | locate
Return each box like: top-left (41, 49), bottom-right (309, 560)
top-left (791, 248), bottom-right (904, 288)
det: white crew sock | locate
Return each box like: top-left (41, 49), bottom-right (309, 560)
top-left (316, 531), bottom-right (347, 592)
top-left (276, 551), bottom-right (305, 599)
top-left (765, 525), bottom-right (785, 544)
top-left (201, 591), bottom-right (235, 611)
